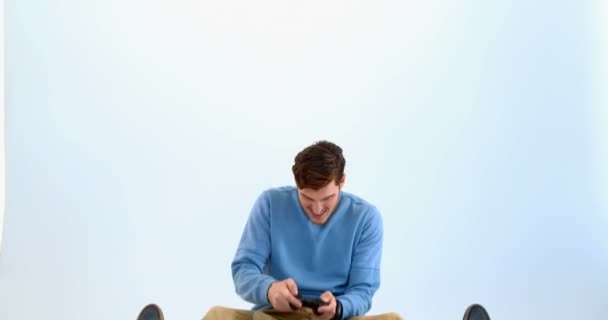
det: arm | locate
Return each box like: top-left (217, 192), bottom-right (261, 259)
top-left (336, 210), bottom-right (383, 319)
top-left (231, 191), bottom-right (276, 305)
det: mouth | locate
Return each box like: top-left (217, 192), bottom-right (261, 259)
top-left (307, 209), bottom-right (330, 224)
top-left (308, 209), bottom-right (328, 223)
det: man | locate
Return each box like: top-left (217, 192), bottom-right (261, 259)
top-left (220, 140), bottom-right (391, 319)
top-left (135, 141), bottom-right (492, 320)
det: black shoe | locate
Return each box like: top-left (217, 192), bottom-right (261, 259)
top-left (136, 304), bottom-right (164, 320)
top-left (462, 304), bottom-right (490, 320)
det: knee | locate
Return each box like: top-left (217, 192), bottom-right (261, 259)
top-left (203, 306), bottom-right (227, 319)
top-left (209, 305), bottom-right (227, 312)
top-left (384, 312), bottom-right (404, 320)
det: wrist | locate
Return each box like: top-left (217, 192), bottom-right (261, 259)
top-left (332, 299), bottom-right (343, 320)
top-left (266, 281), bottom-right (276, 304)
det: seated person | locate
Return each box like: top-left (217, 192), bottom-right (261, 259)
top-left (135, 141), bottom-right (492, 320)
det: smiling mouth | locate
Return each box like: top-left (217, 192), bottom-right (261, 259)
top-left (308, 210), bottom-right (328, 224)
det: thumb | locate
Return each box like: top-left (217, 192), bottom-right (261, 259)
top-left (320, 291), bottom-right (333, 303)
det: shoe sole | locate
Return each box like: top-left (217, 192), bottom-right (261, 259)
top-left (136, 303), bottom-right (165, 320)
top-left (462, 303), bottom-right (490, 320)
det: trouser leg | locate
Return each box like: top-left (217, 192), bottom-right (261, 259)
top-left (202, 306), bottom-right (405, 320)
top-left (202, 307), bottom-right (314, 320)
top-left (258, 309), bottom-right (312, 320)
top-left (350, 312), bottom-right (404, 320)
top-left (202, 306), bottom-right (255, 320)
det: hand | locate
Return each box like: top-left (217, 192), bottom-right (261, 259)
top-left (267, 278), bottom-right (302, 312)
top-left (312, 291), bottom-right (337, 320)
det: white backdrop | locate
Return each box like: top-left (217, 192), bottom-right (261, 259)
top-left (2, 1), bottom-right (607, 320)
top-left (0, 0), bottom-right (5, 254)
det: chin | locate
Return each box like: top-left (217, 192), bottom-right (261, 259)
top-left (309, 214), bottom-right (329, 225)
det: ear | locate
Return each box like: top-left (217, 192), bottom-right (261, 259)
top-left (339, 174), bottom-right (346, 188)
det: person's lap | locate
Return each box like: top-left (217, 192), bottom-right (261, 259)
top-left (202, 306), bottom-right (403, 320)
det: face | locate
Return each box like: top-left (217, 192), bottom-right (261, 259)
top-left (297, 176), bottom-right (345, 225)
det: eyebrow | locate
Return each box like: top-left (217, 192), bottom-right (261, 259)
top-left (302, 193), bottom-right (335, 201)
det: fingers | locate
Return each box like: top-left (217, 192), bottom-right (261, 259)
top-left (315, 291), bottom-right (336, 320)
top-left (285, 278), bottom-right (299, 296)
top-left (320, 291), bottom-right (333, 304)
top-left (268, 278), bottom-right (301, 312)
top-left (286, 291), bottom-right (302, 310)
top-left (269, 281), bottom-right (338, 319)
top-left (284, 278), bottom-right (301, 309)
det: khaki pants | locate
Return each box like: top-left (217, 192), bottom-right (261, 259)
top-left (202, 306), bottom-right (403, 320)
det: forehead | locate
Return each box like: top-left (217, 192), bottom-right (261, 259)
top-left (298, 183), bottom-right (340, 200)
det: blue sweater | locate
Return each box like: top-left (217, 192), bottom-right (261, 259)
top-left (231, 186), bottom-right (383, 319)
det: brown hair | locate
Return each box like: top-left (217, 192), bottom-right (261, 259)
top-left (292, 140), bottom-right (346, 190)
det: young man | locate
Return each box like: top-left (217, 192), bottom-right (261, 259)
top-left (135, 141), bottom-right (492, 320)
top-left (221, 140), bottom-right (394, 320)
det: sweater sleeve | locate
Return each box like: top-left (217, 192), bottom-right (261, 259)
top-left (231, 191), bottom-right (276, 306)
top-left (337, 209), bottom-right (383, 319)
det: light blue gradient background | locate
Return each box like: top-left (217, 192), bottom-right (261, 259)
top-left (2, 1), bottom-right (607, 320)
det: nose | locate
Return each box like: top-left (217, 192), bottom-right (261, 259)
top-left (311, 202), bottom-right (323, 214)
